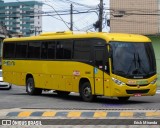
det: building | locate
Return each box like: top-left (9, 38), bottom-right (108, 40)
top-left (110, 0), bottom-right (159, 35)
top-left (0, 22), bottom-right (8, 39)
top-left (110, 0), bottom-right (160, 87)
top-left (0, 22), bottom-right (10, 66)
top-left (0, 0), bottom-right (43, 37)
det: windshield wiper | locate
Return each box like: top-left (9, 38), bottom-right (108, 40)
top-left (127, 53), bottom-right (147, 76)
top-left (126, 53), bottom-right (148, 77)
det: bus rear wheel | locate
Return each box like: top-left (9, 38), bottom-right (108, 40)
top-left (26, 78), bottom-right (42, 95)
top-left (117, 97), bottom-right (130, 102)
top-left (80, 82), bottom-right (95, 102)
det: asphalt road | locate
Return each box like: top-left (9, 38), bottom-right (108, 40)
top-left (0, 85), bottom-right (160, 110)
top-left (0, 85), bottom-right (160, 127)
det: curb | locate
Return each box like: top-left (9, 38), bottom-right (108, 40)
top-left (6, 111), bottom-right (160, 118)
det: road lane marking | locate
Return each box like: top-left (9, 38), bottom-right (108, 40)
top-left (93, 112), bottom-right (107, 118)
top-left (42, 111), bottom-right (56, 117)
top-left (67, 112), bottom-right (81, 117)
top-left (146, 112), bottom-right (160, 117)
top-left (18, 111), bottom-right (32, 117)
top-left (120, 112), bottom-right (133, 117)
top-left (5, 111), bottom-right (160, 118)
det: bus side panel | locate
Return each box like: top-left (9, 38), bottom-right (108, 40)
top-left (3, 60), bottom-right (95, 93)
top-left (33, 74), bottom-right (43, 88)
top-left (103, 73), bottom-right (111, 96)
top-left (72, 76), bottom-right (80, 92)
top-left (45, 74), bottom-right (59, 90)
top-left (46, 61), bottom-right (71, 91)
top-left (71, 62), bottom-right (94, 93)
top-left (12, 72), bottom-right (25, 86)
top-left (3, 60), bottom-right (26, 86)
top-left (3, 71), bottom-right (14, 85)
top-left (47, 61), bottom-right (94, 93)
top-left (28, 61), bottom-right (59, 90)
top-left (65, 76), bottom-right (73, 92)
top-left (94, 69), bottom-right (104, 95)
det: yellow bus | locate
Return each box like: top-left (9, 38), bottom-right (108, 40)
top-left (2, 31), bottom-right (157, 102)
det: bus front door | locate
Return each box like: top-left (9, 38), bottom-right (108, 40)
top-left (94, 46), bottom-right (105, 95)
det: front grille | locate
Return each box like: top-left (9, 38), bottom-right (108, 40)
top-left (126, 84), bottom-right (149, 87)
top-left (0, 85), bottom-right (9, 87)
top-left (126, 89), bottom-right (150, 94)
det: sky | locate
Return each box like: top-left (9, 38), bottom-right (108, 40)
top-left (4, 0), bottom-right (109, 32)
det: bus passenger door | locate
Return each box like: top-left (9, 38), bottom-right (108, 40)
top-left (93, 46), bottom-right (106, 95)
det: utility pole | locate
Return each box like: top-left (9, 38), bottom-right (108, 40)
top-left (34, 26), bottom-right (39, 36)
top-left (34, 26), bottom-right (41, 36)
top-left (70, 4), bottom-right (73, 31)
top-left (35, 27), bottom-right (37, 36)
top-left (99, 0), bottom-right (103, 32)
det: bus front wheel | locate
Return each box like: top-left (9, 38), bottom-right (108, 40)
top-left (26, 78), bottom-right (42, 95)
top-left (80, 82), bottom-right (95, 102)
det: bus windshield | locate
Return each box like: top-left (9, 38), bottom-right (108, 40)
top-left (110, 42), bottom-right (156, 79)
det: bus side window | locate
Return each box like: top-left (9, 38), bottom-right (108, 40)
top-left (41, 41), bottom-right (56, 60)
top-left (15, 42), bottom-right (27, 58)
top-left (56, 40), bottom-right (72, 59)
top-left (41, 42), bottom-right (48, 59)
top-left (3, 43), bottom-right (15, 59)
top-left (73, 40), bottom-right (91, 61)
top-left (28, 42), bottom-right (41, 59)
top-left (95, 50), bottom-right (103, 68)
top-left (56, 41), bottom-right (64, 59)
top-left (48, 41), bottom-right (56, 59)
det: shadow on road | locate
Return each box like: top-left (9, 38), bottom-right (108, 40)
top-left (12, 91), bottom-right (152, 106)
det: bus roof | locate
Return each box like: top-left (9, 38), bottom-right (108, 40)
top-left (3, 31), bottom-right (151, 43)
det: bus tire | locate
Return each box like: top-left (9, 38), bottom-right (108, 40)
top-left (80, 82), bottom-right (95, 102)
top-left (118, 97), bottom-right (130, 102)
top-left (26, 77), bottom-right (42, 95)
top-left (56, 91), bottom-right (70, 96)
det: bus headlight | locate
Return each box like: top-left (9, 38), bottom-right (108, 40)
top-left (112, 77), bottom-right (125, 85)
top-left (150, 78), bottom-right (157, 84)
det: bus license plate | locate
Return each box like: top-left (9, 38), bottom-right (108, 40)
top-left (134, 94), bottom-right (142, 97)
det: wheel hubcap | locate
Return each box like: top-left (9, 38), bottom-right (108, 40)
top-left (28, 82), bottom-right (33, 92)
top-left (83, 87), bottom-right (91, 97)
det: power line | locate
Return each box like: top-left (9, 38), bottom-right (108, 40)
top-left (10, 0), bottom-right (103, 32)
top-left (0, 10), bottom-right (98, 18)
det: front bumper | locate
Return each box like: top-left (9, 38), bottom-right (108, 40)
top-left (111, 83), bottom-right (157, 97)
top-left (0, 81), bottom-right (12, 89)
